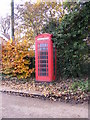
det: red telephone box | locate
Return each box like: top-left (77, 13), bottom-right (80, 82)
top-left (35, 33), bottom-right (56, 82)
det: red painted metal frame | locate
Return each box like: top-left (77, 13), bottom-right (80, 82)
top-left (35, 33), bottom-right (56, 82)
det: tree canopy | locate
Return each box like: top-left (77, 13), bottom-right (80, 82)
top-left (16, 2), bottom-right (65, 39)
top-left (0, 15), bottom-right (10, 34)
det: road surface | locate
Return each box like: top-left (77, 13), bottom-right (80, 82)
top-left (0, 93), bottom-right (88, 118)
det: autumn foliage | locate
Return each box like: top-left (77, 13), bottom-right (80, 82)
top-left (2, 40), bottom-right (35, 79)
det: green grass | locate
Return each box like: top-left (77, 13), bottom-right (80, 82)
top-left (71, 80), bottom-right (88, 92)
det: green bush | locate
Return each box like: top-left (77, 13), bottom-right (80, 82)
top-left (42, 2), bottom-right (89, 79)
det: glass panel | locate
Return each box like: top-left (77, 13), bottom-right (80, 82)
top-left (40, 60), bottom-right (46, 63)
top-left (40, 56), bottom-right (47, 59)
top-left (40, 68), bottom-right (46, 72)
top-left (38, 43), bottom-right (48, 76)
top-left (38, 71), bottom-right (39, 75)
top-left (53, 45), bottom-right (55, 75)
top-left (40, 64), bottom-right (46, 67)
top-left (40, 44), bottom-right (45, 47)
top-left (40, 52), bottom-right (46, 55)
top-left (41, 47), bottom-right (47, 50)
top-left (41, 73), bottom-right (46, 76)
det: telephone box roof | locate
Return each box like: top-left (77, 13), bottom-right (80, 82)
top-left (35, 33), bottom-right (53, 39)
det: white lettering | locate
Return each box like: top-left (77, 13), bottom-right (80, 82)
top-left (37, 37), bottom-right (49, 40)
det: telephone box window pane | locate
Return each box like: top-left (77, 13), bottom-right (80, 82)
top-left (43, 48), bottom-right (47, 50)
top-left (40, 73), bottom-right (46, 76)
top-left (40, 44), bottom-right (47, 47)
top-left (40, 52), bottom-right (46, 55)
top-left (40, 48), bottom-right (46, 50)
top-left (40, 56), bottom-right (47, 59)
top-left (53, 45), bottom-right (55, 75)
top-left (38, 43), bottom-right (48, 76)
top-left (40, 60), bottom-right (46, 63)
top-left (41, 73), bottom-right (46, 76)
top-left (38, 71), bottom-right (39, 75)
top-left (40, 64), bottom-right (46, 67)
top-left (41, 68), bottom-right (46, 72)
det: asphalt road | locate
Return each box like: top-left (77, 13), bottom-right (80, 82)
top-left (0, 93), bottom-right (88, 118)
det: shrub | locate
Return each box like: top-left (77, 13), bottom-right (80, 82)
top-left (2, 40), bottom-right (35, 79)
top-left (42, 2), bottom-right (89, 79)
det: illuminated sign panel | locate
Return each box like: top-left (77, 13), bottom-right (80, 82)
top-left (37, 37), bottom-right (49, 40)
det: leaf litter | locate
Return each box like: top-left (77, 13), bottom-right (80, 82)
top-left (1, 76), bottom-right (89, 104)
